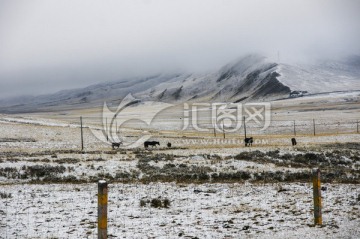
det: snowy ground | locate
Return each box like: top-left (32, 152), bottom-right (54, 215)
top-left (0, 95), bottom-right (360, 239)
top-left (1, 183), bottom-right (359, 239)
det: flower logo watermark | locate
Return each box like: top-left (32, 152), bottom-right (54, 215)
top-left (89, 94), bottom-right (172, 148)
top-left (182, 102), bottom-right (271, 132)
top-left (90, 96), bottom-right (271, 148)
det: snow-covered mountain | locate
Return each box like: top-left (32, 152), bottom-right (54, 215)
top-left (277, 56), bottom-right (360, 94)
top-left (1, 54), bottom-right (359, 113)
top-left (138, 55), bottom-right (289, 103)
top-left (0, 74), bottom-right (181, 113)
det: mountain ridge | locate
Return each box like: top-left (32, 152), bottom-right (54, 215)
top-left (1, 54), bottom-right (359, 113)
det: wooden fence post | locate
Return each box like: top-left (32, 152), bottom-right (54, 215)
top-left (98, 180), bottom-right (108, 239)
top-left (106, 118), bottom-right (109, 142)
top-left (312, 168), bottom-right (322, 225)
top-left (80, 116), bottom-right (84, 151)
top-left (243, 116), bottom-right (247, 139)
top-left (357, 120), bottom-right (359, 134)
top-left (293, 120), bottom-right (296, 136)
top-left (313, 119), bottom-right (316, 136)
top-left (222, 121), bottom-right (225, 139)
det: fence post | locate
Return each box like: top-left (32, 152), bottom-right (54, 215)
top-left (357, 120), bottom-right (359, 134)
top-left (98, 180), bottom-right (108, 239)
top-left (222, 121), bottom-right (225, 139)
top-left (293, 120), bottom-right (296, 136)
top-left (313, 119), bottom-right (316, 136)
top-left (312, 168), bottom-right (322, 225)
top-left (106, 118), bottom-right (109, 142)
top-left (80, 116), bottom-right (84, 151)
top-left (243, 116), bottom-right (247, 139)
top-left (213, 125), bottom-right (216, 137)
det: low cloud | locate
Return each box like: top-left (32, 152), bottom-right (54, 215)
top-left (0, 0), bottom-right (359, 98)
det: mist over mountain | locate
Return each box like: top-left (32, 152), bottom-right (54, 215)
top-left (1, 54), bottom-right (359, 113)
top-left (1, 0), bottom-right (360, 100)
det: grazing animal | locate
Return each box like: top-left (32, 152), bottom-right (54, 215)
top-left (291, 138), bottom-right (297, 146)
top-left (167, 142), bottom-right (172, 148)
top-left (144, 141), bottom-right (160, 148)
top-left (112, 142), bottom-right (122, 149)
top-left (245, 137), bottom-right (253, 147)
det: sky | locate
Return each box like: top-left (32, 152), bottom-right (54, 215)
top-left (0, 0), bottom-right (360, 98)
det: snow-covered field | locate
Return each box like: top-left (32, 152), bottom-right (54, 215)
top-left (1, 183), bottom-right (359, 239)
top-left (1, 97), bottom-right (360, 239)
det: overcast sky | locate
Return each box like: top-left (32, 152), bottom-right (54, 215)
top-left (1, 0), bottom-right (359, 98)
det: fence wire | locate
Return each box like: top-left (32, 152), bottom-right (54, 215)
top-left (1, 182), bottom-right (359, 239)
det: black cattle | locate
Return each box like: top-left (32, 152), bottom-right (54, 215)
top-left (144, 141), bottom-right (160, 148)
top-left (245, 137), bottom-right (253, 147)
top-left (291, 138), bottom-right (297, 146)
top-left (112, 142), bottom-right (122, 149)
top-left (167, 142), bottom-right (172, 148)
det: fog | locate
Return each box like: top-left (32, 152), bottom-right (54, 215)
top-left (1, 0), bottom-right (359, 98)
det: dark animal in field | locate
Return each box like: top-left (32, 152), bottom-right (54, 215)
top-left (242, 225), bottom-right (250, 231)
top-left (112, 142), bottom-right (122, 149)
top-left (291, 138), bottom-right (297, 146)
top-left (167, 142), bottom-right (172, 148)
top-left (244, 137), bottom-right (253, 147)
top-left (144, 141), bottom-right (160, 148)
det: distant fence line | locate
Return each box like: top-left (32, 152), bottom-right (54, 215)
top-left (1, 175), bottom-right (327, 238)
top-left (74, 116), bottom-right (359, 137)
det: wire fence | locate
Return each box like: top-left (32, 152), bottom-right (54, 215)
top-left (0, 185), bottom-right (97, 238)
top-left (67, 116), bottom-right (359, 136)
top-left (1, 181), bottom-right (359, 238)
top-left (80, 118), bottom-right (360, 139)
top-left (1, 115), bottom-right (359, 137)
top-left (0, 115), bottom-right (359, 151)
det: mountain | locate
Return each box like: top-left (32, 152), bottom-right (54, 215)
top-left (1, 54), bottom-right (360, 113)
top-left (0, 74), bottom-right (181, 113)
top-left (138, 55), bottom-right (290, 103)
top-left (277, 56), bottom-right (360, 94)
